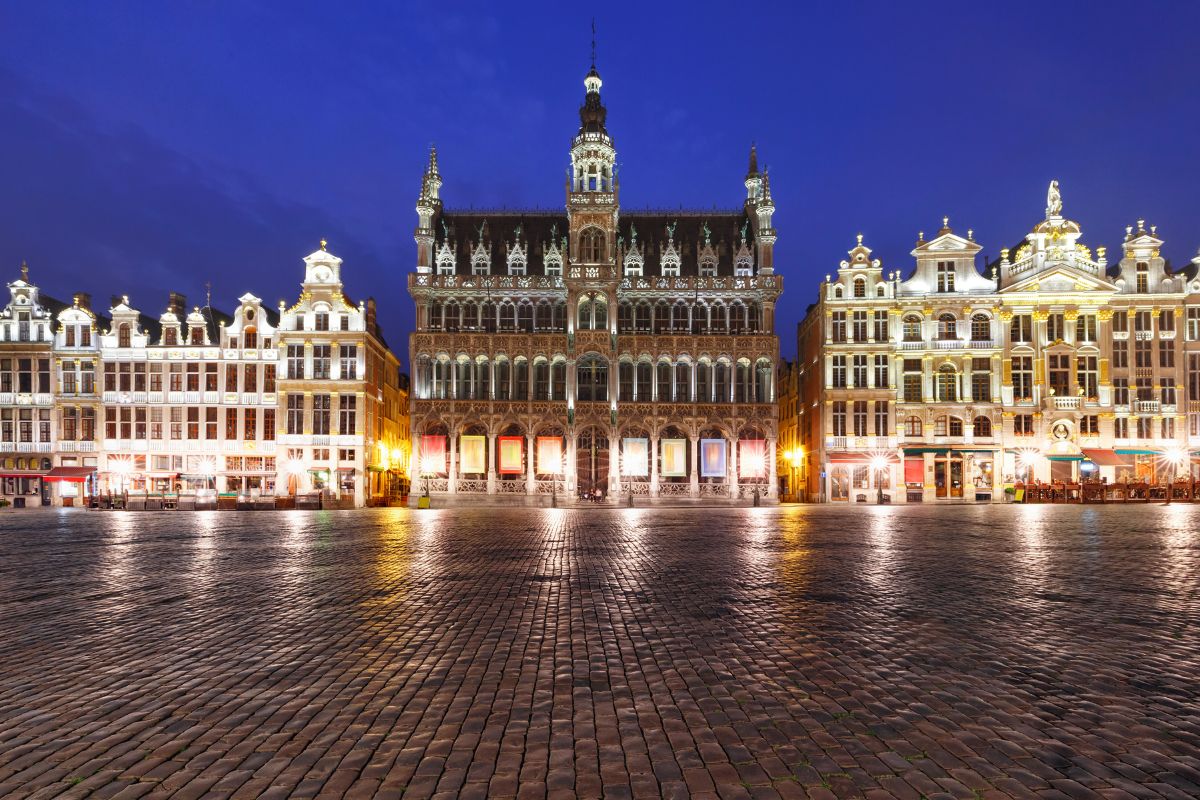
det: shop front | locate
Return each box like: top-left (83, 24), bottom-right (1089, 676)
top-left (826, 452), bottom-right (900, 503)
top-left (903, 448), bottom-right (998, 502)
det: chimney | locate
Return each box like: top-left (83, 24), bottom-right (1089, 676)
top-left (73, 292), bottom-right (91, 310)
top-left (366, 297), bottom-right (378, 334)
top-left (167, 292), bottom-right (187, 314)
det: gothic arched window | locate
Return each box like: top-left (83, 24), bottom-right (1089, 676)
top-left (580, 228), bottom-right (604, 263)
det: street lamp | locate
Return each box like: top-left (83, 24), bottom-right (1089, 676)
top-left (870, 454), bottom-right (888, 504)
top-left (1164, 447), bottom-right (1186, 504)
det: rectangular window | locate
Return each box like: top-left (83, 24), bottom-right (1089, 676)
top-left (874, 355), bottom-right (888, 389)
top-left (225, 363), bottom-right (238, 393)
top-left (902, 359), bottom-right (922, 403)
top-left (205, 407), bottom-right (217, 439)
top-left (1187, 308), bottom-right (1200, 341)
top-left (1010, 315), bottom-right (1032, 344)
top-left (287, 395), bottom-right (304, 435)
top-left (1135, 339), bottom-right (1152, 368)
top-left (1047, 313), bottom-right (1065, 342)
top-left (831, 355), bottom-right (847, 388)
top-left (1160, 309), bottom-right (1175, 333)
top-left (1015, 414), bottom-right (1034, 436)
top-left (936, 261), bottom-right (955, 292)
top-left (243, 363), bottom-right (257, 393)
top-left (1160, 378), bottom-right (1177, 407)
top-left (1161, 417), bottom-right (1175, 440)
top-left (339, 345), bottom-right (357, 380)
top-left (1080, 415), bottom-right (1099, 436)
top-left (1134, 310), bottom-right (1151, 332)
top-left (1112, 340), bottom-right (1128, 369)
top-left (874, 400), bottom-right (888, 436)
top-left (170, 407), bottom-right (183, 440)
top-left (1136, 377), bottom-right (1153, 401)
top-left (851, 311), bottom-right (867, 343)
top-left (1012, 356), bottom-right (1033, 401)
top-left (830, 312), bottom-right (846, 343)
top-left (832, 401), bottom-right (847, 436)
top-left (339, 394), bottom-right (356, 434)
top-left (186, 363), bottom-right (200, 392)
top-left (150, 407), bottom-right (163, 440)
top-left (851, 355), bottom-right (867, 388)
top-left (264, 364), bottom-right (276, 393)
top-left (205, 363), bottom-right (218, 392)
top-left (287, 345), bottom-right (305, 379)
top-left (1114, 417), bottom-right (1128, 439)
top-left (1159, 340), bottom-right (1175, 368)
top-left (243, 408), bottom-right (256, 441)
top-left (133, 407), bottom-right (146, 440)
top-left (263, 408), bottom-right (275, 441)
top-left (1075, 314), bottom-right (1097, 343)
top-left (187, 407), bottom-right (200, 440)
top-left (873, 310), bottom-right (888, 342)
top-left (852, 400), bottom-right (867, 437)
top-left (1137, 417), bottom-right (1152, 439)
top-left (1076, 355), bottom-right (1098, 399)
top-left (1114, 378), bottom-right (1129, 406)
top-left (1190, 353), bottom-right (1200, 402)
top-left (971, 357), bottom-right (990, 402)
top-left (312, 394), bottom-right (331, 435)
top-left (312, 345), bottom-right (331, 380)
top-left (226, 407), bottom-right (238, 440)
top-left (1112, 310), bottom-right (1128, 333)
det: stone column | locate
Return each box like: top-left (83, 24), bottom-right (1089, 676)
top-left (525, 433), bottom-right (536, 495)
top-left (690, 436), bottom-right (699, 498)
top-left (729, 438), bottom-right (739, 499)
top-left (650, 435), bottom-right (659, 498)
top-left (767, 437), bottom-right (777, 499)
top-left (608, 428), bottom-right (620, 498)
top-left (448, 432), bottom-right (457, 494)
top-left (487, 432), bottom-right (496, 494)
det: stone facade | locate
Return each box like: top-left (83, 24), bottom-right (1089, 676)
top-left (408, 63), bottom-right (783, 504)
top-left (792, 183), bottom-right (1200, 503)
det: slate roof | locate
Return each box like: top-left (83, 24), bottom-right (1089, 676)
top-left (433, 208), bottom-right (755, 277)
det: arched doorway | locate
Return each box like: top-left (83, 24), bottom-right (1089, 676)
top-left (576, 428), bottom-right (610, 500)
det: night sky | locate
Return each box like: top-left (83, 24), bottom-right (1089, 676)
top-left (3, 1), bottom-right (1198, 361)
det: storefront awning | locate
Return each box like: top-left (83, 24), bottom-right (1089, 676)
top-left (1047, 455), bottom-right (1083, 462)
top-left (1081, 449), bottom-right (1131, 467)
top-left (828, 452), bottom-right (900, 463)
top-left (0, 471), bottom-right (46, 479)
top-left (1115, 448), bottom-right (1161, 456)
top-left (44, 466), bottom-right (96, 482)
top-left (903, 447), bottom-right (947, 455)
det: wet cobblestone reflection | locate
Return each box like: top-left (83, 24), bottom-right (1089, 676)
top-left (0, 506), bottom-right (1198, 799)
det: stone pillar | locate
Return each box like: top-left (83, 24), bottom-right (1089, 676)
top-left (690, 436), bottom-right (699, 497)
top-left (525, 433), bottom-right (536, 495)
top-left (767, 437), bottom-right (777, 499)
top-left (650, 435), bottom-right (659, 498)
top-left (566, 434), bottom-right (576, 495)
top-left (608, 428), bottom-right (620, 497)
top-left (448, 433), bottom-right (457, 493)
top-left (487, 432), bottom-right (496, 494)
top-left (729, 437), bottom-right (739, 499)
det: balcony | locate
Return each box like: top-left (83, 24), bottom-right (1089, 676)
top-left (968, 340), bottom-right (998, 349)
top-left (1051, 396), bottom-right (1082, 410)
top-left (1135, 400), bottom-right (1160, 413)
top-left (900, 341), bottom-right (925, 351)
top-left (933, 339), bottom-right (963, 350)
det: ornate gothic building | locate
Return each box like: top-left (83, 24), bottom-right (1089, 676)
top-left (408, 63), bottom-right (783, 504)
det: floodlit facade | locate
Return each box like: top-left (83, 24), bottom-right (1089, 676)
top-left (793, 183), bottom-right (1200, 503)
top-left (408, 62), bottom-right (783, 504)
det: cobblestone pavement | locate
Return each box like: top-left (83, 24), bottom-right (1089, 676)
top-left (0, 506), bottom-right (1198, 799)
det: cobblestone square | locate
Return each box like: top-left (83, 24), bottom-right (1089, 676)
top-left (0, 506), bottom-right (1198, 799)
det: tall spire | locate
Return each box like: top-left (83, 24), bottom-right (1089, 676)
top-left (590, 17), bottom-right (596, 69)
top-left (428, 144), bottom-right (439, 177)
top-left (747, 143), bottom-right (759, 177)
top-left (19, 261), bottom-right (28, 283)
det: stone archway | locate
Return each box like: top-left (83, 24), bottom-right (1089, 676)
top-left (575, 427), bottom-right (610, 500)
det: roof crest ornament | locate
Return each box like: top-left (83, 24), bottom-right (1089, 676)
top-left (702, 221), bottom-right (712, 245)
top-left (1046, 179), bottom-right (1062, 218)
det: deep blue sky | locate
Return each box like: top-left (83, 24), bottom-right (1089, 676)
top-left (3, 1), bottom-right (1198, 361)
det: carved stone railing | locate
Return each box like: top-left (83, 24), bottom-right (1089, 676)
top-left (658, 481), bottom-right (691, 497)
top-left (534, 479), bottom-right (566, 495)
top-left (456, 479), bottom-right (488, 494)
top-left (496, 479), bottom-right (527, 494)
top-left (411, 331), bottom-right (778, 361)
top-left (699, 483), bottom-right (730, 497)
top-left (409, 274), bottom-right (565, 292)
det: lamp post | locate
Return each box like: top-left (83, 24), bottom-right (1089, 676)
top-left (871, 455), bottom-right (888, 504)
top-left (1164, 447), bottom-right (1186, 505)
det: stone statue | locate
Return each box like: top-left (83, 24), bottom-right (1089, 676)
top-left (1046, 180), bottom-right (1062, 217)
top-left (667, 221), bottom-right (677, 239)
top-left (702, 221), bottom-right (712, 245)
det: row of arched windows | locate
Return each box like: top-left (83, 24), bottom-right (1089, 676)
top-left (901, 313), bottom-right (993, 342)
top-left (414, 354), bottom-right (774, 404)
top-left (426, 297), bottom-right (766, 335)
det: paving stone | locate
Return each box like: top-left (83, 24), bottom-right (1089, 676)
top-left (0, 506), bottom-right (1196, 798)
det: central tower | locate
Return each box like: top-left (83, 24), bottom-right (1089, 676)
top-left (567, 63), bottom-right (619, 272)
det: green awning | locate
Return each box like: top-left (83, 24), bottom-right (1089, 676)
top-left (1115, 448), bottom-right (1160, 456)
top-left (902, 447), bottom-right (947, 455)
top-left (1047, 455), bottom-right (1083, 462)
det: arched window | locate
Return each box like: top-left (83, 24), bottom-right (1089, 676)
top-left (432, 357), bottom-right (451, 399)
top-left (635, 302), bottom-right (652, 332)
top-left (730, 303), bottom-right (747, 333)
top-left (536, 301), bottom-right (553, 331)
top-left (755, 359), bottom-right (773, 403)
top-left (937, 313), bottom-right (958, 340)
top-left (618, 360), bottom-right (634, 401)
top-left (902, 315), bottom-right (922, 341)
top-left (746, 302), bottom-right (761, 332)
top-left (672, 301), bottom-right (689, 332)
top-left (710, 303), bottom-right (727, 333)
top-left (494, 358), bottom-right (510, 400)
top-left (517, 302), bottom-right (533, 332)
top-left (735, 360), bottom-right (752, 403)
top-left (653, 302), bottom-right (670, 334)
top-left (462, 302), bottom-right (478, 331)
top-left (163, 327), bottom-right (177, 346)
top-left (576, 354), bottom-right (608, 402)
top-left (577, 298), bottom-right (592, 330)
top-left (513, 357), bottom-right (529, 400)
top-left (714, 361), bottom-right (731, 402)
top-left (416, 355), bottom-right (432, 399)
top-left (550, 360), bottom-right (567, 401)
top-left (833, 286), bottom-right (843, 298)
top-left (594, 297), bottom-right (608, 329)
top-left (853, 277), bottom-right (866, 298)
top-left (498, 302), bottom-right (516, 331)
top-left (970, 313), bottom-right (990, 342)
top-left (904, 416), bottom-right (922, 437)
top-left (617, 302), bottom-right (633, 333)
top-left (936, 364), bottom-right (958, 401)
top-left (656, 361), bottom-right (672, 402)
top-left (443, 302), bottom-right (459, 332)
top-left (696, 360), bottom-right (712, 402)
top-left (876, 285), bottom-right (886, 297)
top-left (533, 359), bottom-right (550, 399)
top-left (673, 361), bottom-right (690, 402)
top-left (580, 228), bottom-right (605, 263)
top-left (474, 357), bottom-right (490, 400)
top-left (948, 416), bottom-right (964, 436)
top-left (973, 416), bottom-right (992, 438)
top-left (635, 360), bottom-right (652, 401)
top-left (118, 323), bottom-right (131, 348)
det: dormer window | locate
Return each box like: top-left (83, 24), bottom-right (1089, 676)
top-left (734, 255), bottom-right (753, 276)
top-left (545, 257), bottom-right (562, 277)
top-left (853, 277), bottom-right (866, 298)
top-left (164, 328), bottom-right (178, 346)
top-left (699, 257), bottom-right (716, 278)
top-left (472, 254), bottom-right (489, 275)
top-left (118, 323), bottom-right (131, 349)
top-left (65, 326), bottom-right (76, 347)
top-left (190, 327), bottom-right (204, 345)
top-left (244, 327), bottom-right (257, 349)
top-left (661, 252), bottom-right (680, 278)
top-left (1136, 262), bottom-right (1149, 293)
top-left (936, 261), bottom-right (955, 292)
top-left (315, 312), bottom-right (330, 331)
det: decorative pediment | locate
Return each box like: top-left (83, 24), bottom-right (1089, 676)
top-left (1000, 266), bottom-right (1116, 295)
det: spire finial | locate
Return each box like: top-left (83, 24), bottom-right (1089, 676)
top-left (748, 142), bottom-right (758, 176)
top-left (320, 238), bottom-right (328, 251)
top-left (428, 144), bottom-right (438, 174)
top-left (19, 260), bottom-right (28, 283)
top-left (591, 18), bottom-right (596, 68)
top-left (856, 233), bottom-right (863, 246)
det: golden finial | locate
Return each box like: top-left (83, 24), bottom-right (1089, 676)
top-left (856, 233), bottom-right (863, 246)
top-left (320, 238), bottom-right (328, 251)
top-left (943, 216), bottom-right (949, 227)
top-left (19, 261), bottom-right (29, 282)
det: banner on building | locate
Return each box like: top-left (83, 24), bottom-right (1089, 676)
top-left (498, 436), bottom-right (524, 474)
top-left (420, 435), bottom-right (446, 475)
top-left (739, 439), bottom-right (768, 479)
top-left (660, 439), bottom-right (687, 477)
top-left (622, 438), bottom-right (649, 476)
top-left (459, 435), bottom-right (486, 474)
top-left (700, 438), bottom-right (727, 478)
top-left (536, 437), bottom-right (563, 474)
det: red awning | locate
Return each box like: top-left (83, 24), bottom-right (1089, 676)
top-left (44, 467), bottom-right (97, 482)
top-left (0, 471), bottom-right (46, 479)
top-left (1080, 449), bottom-right (1131, 467)
top-left (904, 458), bottom-right (924, 484)
top-left (828, 452), bottom-right (900, 464)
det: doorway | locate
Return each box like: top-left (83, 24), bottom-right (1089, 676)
top-left (576, 429), bottom-right (609, 498)
top-left (934, 453), bottom-right (964, 498)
